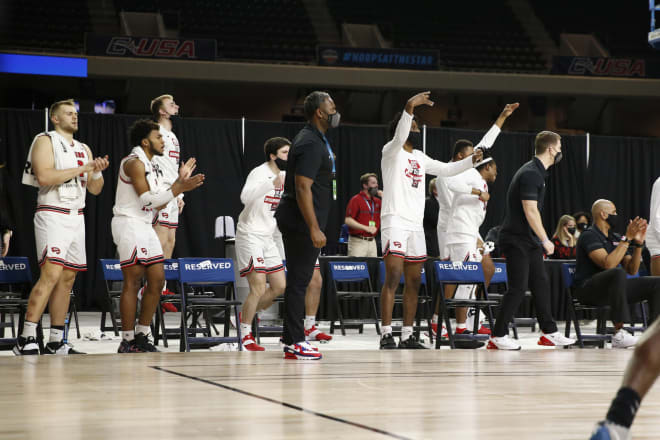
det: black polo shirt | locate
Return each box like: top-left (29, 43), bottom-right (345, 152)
top-left (275, 124), bottom-right (334, 232)
top-left (574, 225), bottom-right (632, 287)
top-left (500, 157), bottom-right (548, 244)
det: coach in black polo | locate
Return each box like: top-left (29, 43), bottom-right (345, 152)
top-left (488, 131), bottom-right (575, 350)
top-left (275, 91), bottom-right (339, 360)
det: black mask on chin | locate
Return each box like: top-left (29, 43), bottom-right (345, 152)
top-left (577, 223), bottom-right (588, 232)
top-left (368, 187), bottom-right (378, 197)
top-left (407, 131), bottom-right (422, 149)
top-left (274, 158), bottom-right (287, 171)
top-left (605, 213), bottom-right (618, 229)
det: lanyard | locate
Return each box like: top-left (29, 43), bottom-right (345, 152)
top-left (361, 195), bottom-right (374, 219)
top-left (322, 135), bottom-right (337, 200)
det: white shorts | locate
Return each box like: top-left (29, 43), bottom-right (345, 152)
top-left (437, 228), bottom-right (450, 260)
top-left (236, 231), bottom-right (285, 277)
top-left (34, 209), bottom-right (87, 271)
top-left (447, 241), bottom-right (483, 263)
top-left (153, 197), bottom-right (179, 229)
top-left (112, 217), bottom-right (164, 268)
top-left (381, 227), bottom-right (427, 262)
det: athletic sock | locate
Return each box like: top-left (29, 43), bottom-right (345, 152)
top-left (432, 314), bottom-right (438, 324)
top-left (381, 325), bottom-right (392, 336)
top-left (21, 321), bottom-right (38, 339)
top-left (49, 325), bottom-right (65, 343)
top-left (123, 330), bottom-right (135, 341)
top-left (240, 323), bottom-right (252, 339)
top-left (606, 387), bottom-right (641, 429)
top-left (135, 324), bottom-right (150, 336)
top-left (401, 326), bottom-right (413, 342)
top-left (304, 316), bottom-right (316, 330)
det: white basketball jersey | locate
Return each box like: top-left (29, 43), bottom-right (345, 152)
top-left (152, 125), bottom-right (180, 187)
top-left (22, 130), bottom-right (90, 211)
top-left (112, 146), bottom-right (161, 224)
top-left (237, 162), bottom-right (284, 236)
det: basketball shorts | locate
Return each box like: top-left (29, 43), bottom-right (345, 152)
top-left (112, 217), bottom-right (164, 268)
top-left (236, 230), bottom-right (285, 277)
top-left (381, 227), bottom-right (427, 262)
top-left (153, 197), bottom-right (179, 229)
top-left (647, 231), bottom-right (660, 258)
top-left (436, 228), bottom-right (450, 260)
top-left (34, 209), bottom-right (87, 271)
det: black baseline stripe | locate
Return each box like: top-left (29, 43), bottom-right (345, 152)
top-left (152, 366), bottom-right (413, 440)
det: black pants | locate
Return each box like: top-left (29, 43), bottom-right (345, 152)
top-left (575, 268), bottom-right (660, 324)
top-left (493, 238), bottom-right (558, 337)
top-left (279, 227), bottom-right (320, 345)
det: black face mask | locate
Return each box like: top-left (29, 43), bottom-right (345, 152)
top-left (368, 187), bottom-right (378, 197)
top-left (606, 214), bottom-right (618, 229)
top-left (275, 158), bottom-right (287, 171)
top-left (553, 150), bottom-right (563, 165)
top-left (567, 227), bottom-right (576, 235)
top-left (577, 223), bottom-right (588, 231)
top-left (407, 131), bottom-right (422, 149)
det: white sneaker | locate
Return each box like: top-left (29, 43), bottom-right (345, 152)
top-left (590, 421), bottom-right (631, 440)
top-left (487, 335), bottom-right (521, 350)
top-left (612, 329), bottom-right (638, 349)
top-left (538, 331), bottom-right (575, 347)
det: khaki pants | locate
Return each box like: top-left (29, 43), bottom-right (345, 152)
top-left (347, 236), bottom-right (377, 257)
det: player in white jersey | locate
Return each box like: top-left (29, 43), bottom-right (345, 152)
top-left (236, 137), bottom-right (330, 351)
top-left (647, 176), bottom-right (660, 276)
top-left (379, 92), bottom-right (482, 350)
top-left (15, 99), bottom-right (109, 355)
top-left (112, 119), bottom-right (204, 353)
top-left (445, 155), bottom-right (498, 342)
top-left (431, 103), bottom-right (518, 338)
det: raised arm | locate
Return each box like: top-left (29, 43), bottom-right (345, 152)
top-left (382, 91), bottom-right (434, 158)
top-left (474, 103), bottom-right (519, 150)
top-left (425, 149), bottom-right (482, 177)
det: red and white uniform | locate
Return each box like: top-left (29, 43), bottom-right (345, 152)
top-left (435, 124), bottom-right (501, 259)
top-left (235, 163), bottom-right (285, 277)
top-left (22, 131), bottom-right (90, 271)
top-left (648, 176), bottom-right (660, 257)
top-left (152, 124), bottom-right (181, 229)
top-left (111, 146), bottom-right (164, 268)
top-left (380, 111), bottom-right (472, 261)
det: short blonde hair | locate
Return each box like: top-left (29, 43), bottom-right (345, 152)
top-left (150, 94), bottom-right (173, 120)
top-left (428, 178), bottom-right (437, 196)
top-left (49, 99), bottom-right (76, 118)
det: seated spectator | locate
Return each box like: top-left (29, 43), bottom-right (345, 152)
top-left (574, 199), bottom-right (660, 349)
top-left (550, 215), bottom-right (577, 259)
top-left (423, 178), bottom-right (440, 257)
top-left (573, 210), bottom-right (591, 238)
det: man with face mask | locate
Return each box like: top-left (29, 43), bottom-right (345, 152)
top-left (344, 173), bottom-right (382, 257)
top-left (275, 91), bottom-right (340, 360)
top-left (488, 130), bottom-right (575, 350)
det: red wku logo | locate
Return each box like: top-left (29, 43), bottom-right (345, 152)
top-left (393, 241), bottom-right (402, 248)
top-left (257, 257), bottom-right (265, 264)
top-left (141, 248), bottom-right (147, 255)
top-left (162, 213), bottom-right (169, 218)
top-left (51, 247), bottom-right (61, 255)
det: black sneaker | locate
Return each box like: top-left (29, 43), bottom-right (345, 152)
top-left (13, 336), bottom-right (39, 355)
top-left (117, 339), bottom-right (143, 353)
top-left (44, 341), bottom-right (85, 355)
top-left (134, 333), bottom-right (159, 352)
top-left (380, 333), bottom-right (397, 349)
top-left (453, 339), bottom-right (485, 349)
top-left (398, 334), bottom-right (428, 349)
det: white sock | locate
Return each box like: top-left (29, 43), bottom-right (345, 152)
top-left (49, 328), bottom-right (64, 343)
top-left (21, 321), bottom-right (37, 339)
top-left (401, 326), bottom-right (413, 342)
top-left (137, 286), bottom-right (144, 301)
top-left (123, 330), bottom-right (135, 341)
top-left (606, 422), bottom-right (630, 440)
top-left (432, 314), bottom-right (438, 324)
top-left (304, 316), bottom-right (316, 330)
top-left (135, 324), bottom-right (150, 336)
top-left (381, 325), bottom-right (392, 336)
top-left (456, 322), bottom-right (467, 330)
top-left (240, 323), bottom-right (252, 338)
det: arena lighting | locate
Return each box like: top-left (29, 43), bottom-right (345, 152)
top-left (0, 53), bottom-right (87, 77)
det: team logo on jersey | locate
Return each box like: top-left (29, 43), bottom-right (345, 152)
top-left (392, 241), bottom-right (402, 248)
top-left (404, 159), bottom-right (423, 188)
top-left (169, 151), bottom-right (179, 161)
top-left (257, 257), bottom-right (265, 264)
top-left (162, 213), bottom-right (169, 219)
top-left (51, 247), bottom-right (61, 255)
top-left (141, 248), bottom-right (147, 255)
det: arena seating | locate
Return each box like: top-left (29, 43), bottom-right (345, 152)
top-left (327, 0), bottom-right (547, 73)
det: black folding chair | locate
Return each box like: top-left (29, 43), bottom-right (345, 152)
top-left (99, 259), bottom-right (122, 336)
top-left (177, 258), bottom-right (242, 352)
top-left (433, 260), bottom-right (497, 349)
top-left (328, 261), bottom-right (381, 336)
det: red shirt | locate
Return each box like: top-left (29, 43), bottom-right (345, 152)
top-left (345, 192), bottom-right (381, 237)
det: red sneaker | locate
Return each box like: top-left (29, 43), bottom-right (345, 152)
top-left (477, 325), bottom-right (491, 335)
top-left (455, 327), bottom-right (470, 334)
top-left (305, 325), bottom-right (332, 342)
top-left (241, 333), bottom-right (265, 351)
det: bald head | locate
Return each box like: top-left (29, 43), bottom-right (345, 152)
top-left (592, 199), bottom-right (614, 219)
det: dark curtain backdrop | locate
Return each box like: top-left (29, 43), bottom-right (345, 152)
top-left (2, 107), bottom-right (659, 310)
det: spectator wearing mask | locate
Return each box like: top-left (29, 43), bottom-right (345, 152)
top-left (423, 178), bottom-right (440, 257)
top-left (344, 173), bottom-right (382, 257)
top-left (573, 211), bottom-right (591, 238)
top-left (551, 214), bottom-right (577, 259)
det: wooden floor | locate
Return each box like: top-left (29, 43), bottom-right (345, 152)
top-left (1, 350), bottom-right (660, 439)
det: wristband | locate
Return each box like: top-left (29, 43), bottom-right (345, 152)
top-left (92, 171), bottom-right (102, 180)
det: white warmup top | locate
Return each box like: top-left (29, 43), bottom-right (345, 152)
top-left (112, 146), bottom-right (161, 224)
top-left (647, 176), bottom-right (660, 249)
top-left (380, 111), bottom-right (473, 232)
top-left (445, 167), bottom-right (488, 245)
top-left (237, 162), bottom-right (284, 236)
